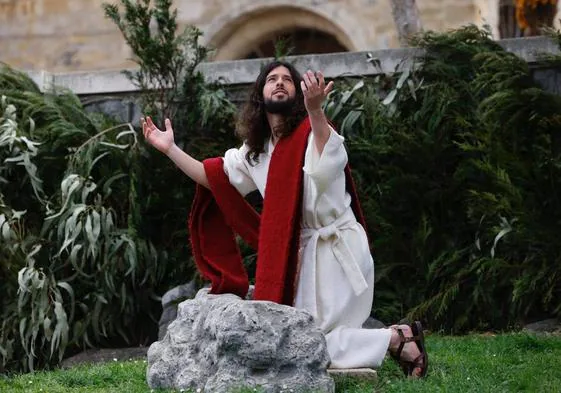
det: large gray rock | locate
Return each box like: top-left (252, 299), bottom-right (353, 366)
top-left (158, 282), bottom-right (256, 340)
top-left (147, 289), bottom-right (334, 393)
top-left (362, 317), bottom-right (386, 329)
top-left (158, 280), bottom-right (199, 340)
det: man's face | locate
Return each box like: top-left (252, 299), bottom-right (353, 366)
top-left (262, 66), bottom-right (297, 114)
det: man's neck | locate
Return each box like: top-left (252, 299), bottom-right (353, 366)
top-left (266, 112), bottom-right (285, 145)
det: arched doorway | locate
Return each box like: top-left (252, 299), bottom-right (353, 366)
top-left (205, 5), bottom-right (355, 61)
top-left (243, 27), bottom-right (348, 59)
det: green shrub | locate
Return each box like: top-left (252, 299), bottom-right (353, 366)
top-left (326, 26), bottom-right (561, 332)
top-left (0, 0), bottom-right (238, 373)
top-left (102, 0), bottom-right (239, 279)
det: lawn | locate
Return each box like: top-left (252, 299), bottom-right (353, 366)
top-left (1, 332), bottom-right (560, 392)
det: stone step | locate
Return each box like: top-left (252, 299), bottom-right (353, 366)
top-left (328, 368), bottom-right (377, 382)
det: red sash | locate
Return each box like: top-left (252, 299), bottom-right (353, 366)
top-left (188, 117), bottom-right (368, 305)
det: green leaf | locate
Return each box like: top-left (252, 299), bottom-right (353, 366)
top-left (47, 175), bottom-right (83, 220)
top-left (408, 79), bottom-right (417, 100)
top-left (58, 204), bottom-right (86, 256)
top-left (91, 210), bottom-right (101, 241)
top-left (26, 244), bottom-right (42, 262)
top-left (120, 283), bottom-right (127, 312)
top-left (43, 317), bottom-right (53, 341)
top-left (56, 282), bottom-right (75, 322)
top-left (341, 109), bottom-right (362, 135)
top-left (68, 244), bottom-right (93, 279)
top-left (11, 209), bottom-right (26, 220)
top-left (50, 301), bottom-right (69, 360)
top-left (85, 214), bottom-right (94, 245)
top-left (19, 318), bottom-right (27, 345)
top-left (99, 141), bottom-right (130, 150)
top-left (382, 89), bottom-right (397, 105)
top-left (396, 67), bottom-right (411, 89)
top-left (102, 173), bottom-right (128, 197)
top-left (80, 180), bottom-right (97, 203)
top-left (0, 214), bottom-right (12, 240)
top-left (87, 151), bottom-right (110, 174)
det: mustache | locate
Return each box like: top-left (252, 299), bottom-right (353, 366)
top-left (273, 88), bottom-right (288, 94)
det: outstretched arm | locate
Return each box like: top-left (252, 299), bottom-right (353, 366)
top-left (301, 70), bottom-right (335, 156)
top-left (142, 117), bottom-right (210, 189)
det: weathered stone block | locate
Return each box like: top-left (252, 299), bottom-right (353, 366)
top-left (147, 289), bottom-right (334, 393)
top-left (158, 280), bottom-right (199, 340)
top-left (328, 368), bottom-right (377, 382)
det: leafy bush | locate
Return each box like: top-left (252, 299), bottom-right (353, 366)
top-left (102, 0), bottom-right (239, 277)
top-left (1, 0), bottom-right (238, 373)
top-left (0, 74), bottom-right (171, 372)
top-left (326, 26), bottom-right (561, 332)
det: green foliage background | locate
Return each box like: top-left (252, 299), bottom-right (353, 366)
top-left (325, 26), bottom-right (561, 332)
top-left (1, 0), bottom-right (561, 374)
top-left (0, 0), bottom-right (237, 373)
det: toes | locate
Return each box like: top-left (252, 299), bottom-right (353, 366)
top-left (411, 366), bottom-right (423, 378)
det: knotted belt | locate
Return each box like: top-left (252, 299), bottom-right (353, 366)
top-left (300, 208), bottom-right (369, 297)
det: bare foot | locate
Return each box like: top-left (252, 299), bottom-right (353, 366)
top-left (388, 324), bottom-right (425, 377)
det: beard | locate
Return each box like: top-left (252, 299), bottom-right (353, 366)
top-left (264, 96), bottom-right (296, 115)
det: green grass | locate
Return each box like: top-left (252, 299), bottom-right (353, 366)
top-left (1, 333), bottom-right (561, 392)
top-left (0, 359), bottom-right (168, 393)
top-left (343, 332), bottom-right (561, 392)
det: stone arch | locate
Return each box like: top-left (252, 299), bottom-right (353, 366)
top-left (204, 4), bottom-right (357, 61)
top-left (242, 28), bottom-right (348, 59)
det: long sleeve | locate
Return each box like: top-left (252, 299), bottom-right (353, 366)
top-left (303, 126), bottom-right (348, 195)
top-left (223, 144), bottom-right (258, 197)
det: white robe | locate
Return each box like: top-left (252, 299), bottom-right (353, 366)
top-left (223, 127), bottom-right (391, 368)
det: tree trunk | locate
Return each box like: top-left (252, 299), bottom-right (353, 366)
top-left (389, 0), bottom-right (423, 46)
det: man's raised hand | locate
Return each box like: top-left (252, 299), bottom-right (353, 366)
top-left (142, 116), bottom-right (175, 155)
top-left (301, 70), bottom-right (334, 113)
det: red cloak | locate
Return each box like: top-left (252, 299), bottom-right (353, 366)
top-left (188, 117), bottom-right (367, 305)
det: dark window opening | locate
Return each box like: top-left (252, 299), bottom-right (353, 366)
top-left (499, 0), bottom-right (523, 38)
top-left (243, 28), bottom-right (347, 59)
top-left (499, 0), bottom-right (557, 38)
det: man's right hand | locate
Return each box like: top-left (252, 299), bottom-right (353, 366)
top-left (142, 116), bottom-right (175, 155)
top-left (141, 116), bottom-right (210, 189)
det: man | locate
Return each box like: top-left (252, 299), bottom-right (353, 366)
top-left (142, 60), bottom-right (428, 377)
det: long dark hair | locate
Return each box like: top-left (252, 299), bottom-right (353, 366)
top-left (236, 60), bottom-right (307, 164)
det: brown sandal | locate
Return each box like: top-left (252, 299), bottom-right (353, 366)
top-left (390, 321), bottom-right (429, 378)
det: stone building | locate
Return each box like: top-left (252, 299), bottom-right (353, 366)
top-left (1, 0), bottom-right (560, 73)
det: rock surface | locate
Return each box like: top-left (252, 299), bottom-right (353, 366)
top-left (147, 289), bottom-right (334, 392)
top-left (524, 318), bottom-right (561, 334)
top-left (362, 316), bottom-right (386, 329)
top-left (328, 368), bottom-right (377, 382)
top-left (158, 280), bottom-right (199, 340)
top-left (158, 282), bottom-right (257, 340)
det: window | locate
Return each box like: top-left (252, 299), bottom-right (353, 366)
top-left (499, 0), bottom-right (524, 38)
top-left (499, 0), bottom-right (557, 38)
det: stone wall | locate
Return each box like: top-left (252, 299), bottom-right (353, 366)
top-left (3, 0), bottom-right (560, 73)
top-left (21, 36), bottom-right (559, 128)
top-left (0, 0), bottom-right (131, 71)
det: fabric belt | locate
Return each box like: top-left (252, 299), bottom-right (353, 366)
top-left (300, 209), bottom-right (368, 296)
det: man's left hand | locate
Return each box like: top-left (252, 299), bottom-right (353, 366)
top-left (301, 70), bottom-right (334, 113)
